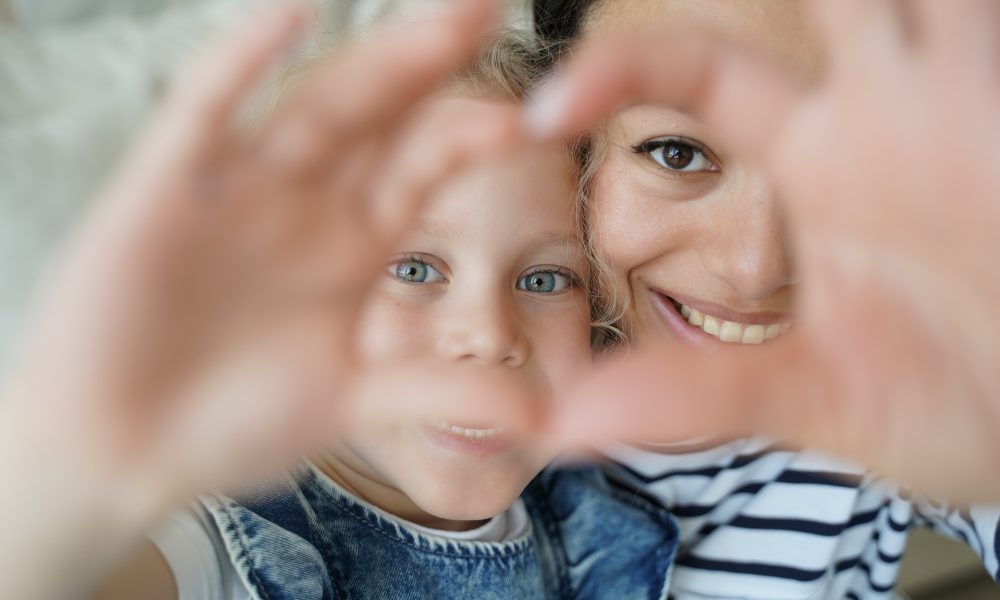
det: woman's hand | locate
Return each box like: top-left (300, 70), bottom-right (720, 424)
top-left (0, 2), bottom-right (525, 596)
top-left (530, 0), bottom-right (1000, 502)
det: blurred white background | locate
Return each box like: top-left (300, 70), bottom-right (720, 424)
top-left (0, 0), bottom-right (528, 368)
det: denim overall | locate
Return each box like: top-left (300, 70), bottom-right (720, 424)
top-left (202, 465), bottom-right (679, 600)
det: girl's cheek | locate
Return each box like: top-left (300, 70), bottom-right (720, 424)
top-left (356, 298), bottom-right (429, 363)
top-left (529, 307), bottom-right (593, 379)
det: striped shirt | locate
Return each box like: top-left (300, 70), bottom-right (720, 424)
top-left (603, 438), bottom-right (1000, 599)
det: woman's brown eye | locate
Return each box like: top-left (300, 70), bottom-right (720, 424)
top-left (634, 138), bottom-right (718, 173)
top-left (662, 143), bottom-right (694, 169)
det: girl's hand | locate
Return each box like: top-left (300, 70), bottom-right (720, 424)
top-left (0, 2), bottom-right (522, 596)
top-left (530, 0), bottom-right (1000, 502)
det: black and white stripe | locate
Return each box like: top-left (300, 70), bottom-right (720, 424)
top-left (603, 438), bottom-right (1000, 599)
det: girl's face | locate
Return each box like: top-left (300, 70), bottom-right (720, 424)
top-left (585, 0), bottom-right (818, 347)
top-left (323, 97), bottom-right (591, 529)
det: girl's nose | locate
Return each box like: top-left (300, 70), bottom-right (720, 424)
top-left (437, 297), bottom-right (530, 367)
top-left (702, 175), bottom-right (793, 300)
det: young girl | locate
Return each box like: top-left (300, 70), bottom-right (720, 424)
top-left (532, 1), bottom-right (1000, 598)
top-left (95, 30), bottom-right (678, 600)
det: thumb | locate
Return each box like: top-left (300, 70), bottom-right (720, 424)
top-left (551, 334), bottom-right (837, 451)
top-left (341, 360), bottom-right (547, 442)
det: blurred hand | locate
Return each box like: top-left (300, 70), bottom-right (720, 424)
top-left (0, 2), bottom-right (531, 595)
top-left (530, 0), bottom-right (1000, 502)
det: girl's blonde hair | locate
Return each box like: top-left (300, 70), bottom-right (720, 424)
top-left (459, 29), bottom-right (627, 347)
top-left (573, 133), bottom-right (628, 347)
top-left (454, 29), bottom-right (626, 347)
top-left (274, 26), bottom-right (625, 346)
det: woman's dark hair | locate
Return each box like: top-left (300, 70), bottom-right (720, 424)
top-left (532, 0), bottom-right (599, 46)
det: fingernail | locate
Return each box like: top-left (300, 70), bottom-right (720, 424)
top-left (523, 75), bottom-right (573, 140)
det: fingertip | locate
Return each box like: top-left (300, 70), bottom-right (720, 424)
top-left (252, 1), bottom-right (315, 60)
top-left (418, 0), bottom-right (502, 53)
top-left (229, 0), bottom-right (314, 58)
top-left (523, 75), bottom-right (576, 141)
top-left (521, 32), bottom-right (641, 141)
top-left (171, 1), bottom-right (314, 124)
top-left (447, 0), bottom-right (502, 33)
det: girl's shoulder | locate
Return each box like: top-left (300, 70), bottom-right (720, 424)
top-left (523, 465), bottom-right (681, 600)
top-left (147, 504), bottom-right (249, 600)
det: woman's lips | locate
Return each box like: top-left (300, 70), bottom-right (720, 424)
top-left (650, 290), bottom-right (792, 346)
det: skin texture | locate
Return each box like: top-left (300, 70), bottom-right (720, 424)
top-left (316, 97), bottom-right (591, 529)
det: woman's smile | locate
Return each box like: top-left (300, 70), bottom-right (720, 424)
top-left (647, 287), bottom-right (792, 347)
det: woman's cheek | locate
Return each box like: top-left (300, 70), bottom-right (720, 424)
top-left (591, 183), bottom-right (659, 276)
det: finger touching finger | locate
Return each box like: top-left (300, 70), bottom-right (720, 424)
top-left (550, 334), bottom-right (839, 452)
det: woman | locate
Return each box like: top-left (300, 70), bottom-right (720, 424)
top-left (530, 0), bottom-right (1000, 597)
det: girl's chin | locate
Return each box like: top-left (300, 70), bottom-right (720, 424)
top-left (417, 491), bottom-right (520, 531)
top-left (406, 477), bottom-right (528, 524)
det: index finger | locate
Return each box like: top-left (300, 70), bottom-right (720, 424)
top-left (524, 27), bottom-right (803, 159)
top-left (259, 0), bottom-right (501, 180)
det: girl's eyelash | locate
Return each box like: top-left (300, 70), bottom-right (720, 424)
top-left (401, 253), bottom-right (428, 264)
top-left (522, 266), bottom-right (583, 289)
top-left (392, 253), bottom-right (448, 282)
top-left (398, 253), bottom-right (435, 267)
top-left (389, 258), bottom-right (581, 289)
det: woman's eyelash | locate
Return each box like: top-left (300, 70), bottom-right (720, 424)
top-left (631, 136), bottom-right (706, 153)
top-left (630, 137), bottom-right (719, 173)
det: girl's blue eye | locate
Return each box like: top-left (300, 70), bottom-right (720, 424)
top-left (517, 270), bottom-right (573, 293)
top-left (392, 260), bottom-right (444, 284)
top-left (635, 138), bottom-right (718, 173)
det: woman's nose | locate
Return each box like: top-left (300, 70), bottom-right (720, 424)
top-left (436, 295), bottom-right (530, 367)
top-left (701, 175), bottom-right (793, 300)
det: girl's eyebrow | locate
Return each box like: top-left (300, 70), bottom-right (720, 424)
top-left (417, 220), bottom-right (460, 241)
top-left (416, 222), bottom-right (581, 248)
top-left (533, 231), bottom-right (582, 248)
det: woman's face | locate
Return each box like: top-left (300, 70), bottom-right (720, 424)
top-left (584, 0), bottom-right (819, 347)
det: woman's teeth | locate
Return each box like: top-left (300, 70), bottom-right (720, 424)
top-left (679, 303), bottom-right (790, 344)
top-left (435, 422), bottom-right (506, 439)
